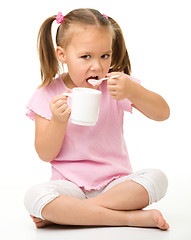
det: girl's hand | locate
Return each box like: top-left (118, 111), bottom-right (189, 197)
top-left (107, 72), bottom-right (170, 121)
top-left (49, 90), bottom-right (71, 123)
top-left (107, 72), bottom-right (133, 100)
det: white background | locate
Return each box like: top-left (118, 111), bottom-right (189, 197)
top-left (0, 0), bottom-right (190, 239)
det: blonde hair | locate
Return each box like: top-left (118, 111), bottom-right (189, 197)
top-left (37, 8), bottom-right (131, 87)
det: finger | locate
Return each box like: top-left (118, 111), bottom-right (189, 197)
top-left (107, 84), bottom-right (117, 91)
top-left (62, 89), bottom-right (71, 100)
top-left (107, 79), bottom-right (118, 85)
top-left (110, 94), bottom-right (118, 100)
top-left (109, 91), bottom-right (117, 97)
top-left (61, 106), bottom-right (71, 117)
top-left (107, 72), bottom-right (121, 77)
top-left (51, 95), bottom-right (68, 105)
top-left (57, 103), bottom-right (68, 113)
top-left (62, 94), bottom-right (69, 101)
top-left (54, 99), bottom-right (66, 109)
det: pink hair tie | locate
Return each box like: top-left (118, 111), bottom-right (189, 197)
top-left (56, 12), bottom-right (64, 24)
top-left (102, 14), bottom-right (108, 19)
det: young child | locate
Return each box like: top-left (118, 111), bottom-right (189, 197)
top-left (24, 8), bottom-right (170, 230)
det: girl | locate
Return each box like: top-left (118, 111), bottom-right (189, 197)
top-left (24, 8), bottom-right (170, 230)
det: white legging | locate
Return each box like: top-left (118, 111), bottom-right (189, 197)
top-left (24, 168), bottom-right (168, 220)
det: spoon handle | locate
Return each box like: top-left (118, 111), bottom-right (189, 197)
top-left (101, 75), bottom-right (120, 81)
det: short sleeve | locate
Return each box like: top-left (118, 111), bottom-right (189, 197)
top-left (118, 75), bottom-right (141, 113)
top-left (26, 76), bottom-right (67, 121)
top-left (26, 87), bottom-right (53, 121)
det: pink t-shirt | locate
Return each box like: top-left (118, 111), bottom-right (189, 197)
top-left (26, 74), bottom-right (140, 191)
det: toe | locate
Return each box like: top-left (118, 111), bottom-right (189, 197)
top-left (156, 214), bottom-right (169, 230)
top-left (151, 209), bottom-right (169, 230)
top-left (32, 217), bottom-right (42, 224)
top-left (160, 222), bottom-right (169, 230)
top-left (35, 222), bottom-right (45, 228)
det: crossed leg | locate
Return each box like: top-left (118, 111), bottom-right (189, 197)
top-left (34, 179), bottom-right (169, 230)
top-left (86, 179), bottom-right (149, 210)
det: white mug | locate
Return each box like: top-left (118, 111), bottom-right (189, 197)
top-left (63, 87), bottom-right (102, 126)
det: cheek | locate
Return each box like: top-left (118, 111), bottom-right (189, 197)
top-left (103, 60), bottom-right (112, 73)
top-left (68, 65), bottom-right (87, 84)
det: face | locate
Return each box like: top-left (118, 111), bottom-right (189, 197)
top-left (57, 24), bottom-right (113, 89)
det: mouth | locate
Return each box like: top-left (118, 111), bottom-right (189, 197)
top-left (86, 76), bottom-right (99, 86)
top-left (86, 76), bottom-right (99, 81)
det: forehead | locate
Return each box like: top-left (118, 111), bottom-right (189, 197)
top-left (66, 24), bottom-right (113, 50)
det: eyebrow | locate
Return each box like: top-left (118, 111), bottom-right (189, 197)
top-left (104, 50), bottom-right (112, 54)
top-left (79, 50), bottom-right (112, 55)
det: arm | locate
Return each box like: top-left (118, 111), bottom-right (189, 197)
top-left (107, 73), bottom-right (170, 121)
top-left (35, 93), bottom-right (71, 162)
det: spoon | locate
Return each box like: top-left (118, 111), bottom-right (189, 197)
top-left (88, 75), bottom-right (120, 86)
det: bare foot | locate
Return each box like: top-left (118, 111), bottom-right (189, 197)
top-left (30, 215), bottom-right (54, 228)
top-left (29, 209), bottom-right (169, 230)
top-left (126, 209), bottom-right (169, 230)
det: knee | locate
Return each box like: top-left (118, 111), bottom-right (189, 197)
top-left (148, 169), bottom-right (168, 202)
top-left (24, 183), bottom-right (59, 219)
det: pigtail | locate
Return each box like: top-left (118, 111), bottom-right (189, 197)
top-left (37, 16), bottom-right (60, 87)
top-left (108, 17), bottom-right (131, 75)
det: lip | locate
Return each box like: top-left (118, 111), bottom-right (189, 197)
top-left (86, 76), bottom-right (98, 84)
top-left (86, 76), bottom-right (100, 88)
top-left (86, 81), bottom-right (94, 87)
top-left (86, 76), bottom-right (99, 81)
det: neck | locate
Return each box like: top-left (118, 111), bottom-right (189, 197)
top-left (62, 73), bottom-right (76, 89)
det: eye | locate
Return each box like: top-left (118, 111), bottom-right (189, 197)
top-left (101, 54), bottom-right (110, 59)
top-left (81, 55), bottom-right (91, 60)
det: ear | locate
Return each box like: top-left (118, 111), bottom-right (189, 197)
top-left (56, 46), bottom-right (66, 64)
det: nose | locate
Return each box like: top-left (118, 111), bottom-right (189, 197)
top-left (90, 59), bottom-right (102, 71)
